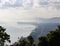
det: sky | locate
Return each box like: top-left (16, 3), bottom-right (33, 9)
top-left (0, 0), bottom-right (60, 22)
top-left (0, 0), bottom-right (60, 44)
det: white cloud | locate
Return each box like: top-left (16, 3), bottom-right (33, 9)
top-left (0, 0), bottom-right (60, 22)
top-left (39, 0), bottom-right (60, 9)
top-left (0, 0), bottom-right (60, 9)
top-left (0, 0), bottom-right (23, 8)
top-left (0, 0), bottom-right (33, 9)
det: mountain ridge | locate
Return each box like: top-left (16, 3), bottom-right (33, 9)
top-left (29, 17), bottom-right (60, 46)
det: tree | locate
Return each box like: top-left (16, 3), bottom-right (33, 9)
top-left (18, 36), bottom-right (34, 46)
top-left (19, 39), bottom-right (27, 46)
top-left (47, 26), bottom-right (60, 46)
top-left (38, 37), bottom-right (48, 46)
top-left (38, 26), bottom-right (60, 46)
top-left (0, 26), bottom-right (10, 46)
top-left (27, 36), bottom-right (34, 46)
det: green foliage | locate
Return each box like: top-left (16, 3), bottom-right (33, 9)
top-left (38, 37), bottom-right (48, 46)
top-left (27, 36), bottom-right (34, 46)
top-left (38, 26), bottom-right (60, 46)
top-left (0, 26), bottom-right (10, 46)
top-left (19, 39), bottom-right (27, 46)
top-left (17, 36), bottom-right (34, 46)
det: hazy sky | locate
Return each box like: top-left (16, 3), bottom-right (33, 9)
top-left (0, 0), bottom-right (60, 22)
top-left (0, 0), bottom-right (60, 37)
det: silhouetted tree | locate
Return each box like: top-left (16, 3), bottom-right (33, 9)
top-left (33, 44), bottom-right (36, 46)
top-left (38, 37), bottom-right (48, 46)
top-left (38, 26), bottom-right (60, 46)
top-left (0, 26), bottom-right (10, 46)
top-left (47, 26), bottom-right (60, 46)
top-left (27, 36), bottom-right (34, 46)
top-left (19, 39), bottom-right (27, 46)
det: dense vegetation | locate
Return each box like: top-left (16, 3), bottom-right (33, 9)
top-left (0, 26), bottom-right (60, 46)
top-left (38, 26), bottom-right (60, 46)
top-left (0, 26), bottom-right (10, 46)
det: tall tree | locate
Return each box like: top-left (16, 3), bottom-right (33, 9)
top-left (0, 26), bottom-right (10, 46)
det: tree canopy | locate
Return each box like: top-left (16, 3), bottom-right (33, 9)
top-left (0, 26), bottom-right (10, 46)
top-left (38, 26), bottom-right (60, 46)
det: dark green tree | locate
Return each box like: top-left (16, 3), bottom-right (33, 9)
top-left (19, 39), bottom-right (27, 46)
top-left (38, 37), bottom-right (48, 46)
top-left (18, 36), bottom-right (34, 46)
top-left (27, 36), bottom-right (34, 46)
top-left (0, 26), bottom-right (10, 46)
top-left (47, 26), bottom-right (60, 46)
top-left (38, 26), bottom-right (60, 46)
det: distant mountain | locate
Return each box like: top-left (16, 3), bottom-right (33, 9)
top-left (30, 17), bottom-right (60, 45)
top-left (36, 17), bottom-right (60, 23)
top-left (46, 17), bottom-right (60, 23)
top-left (17, 17), bottom-right (60, 25)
